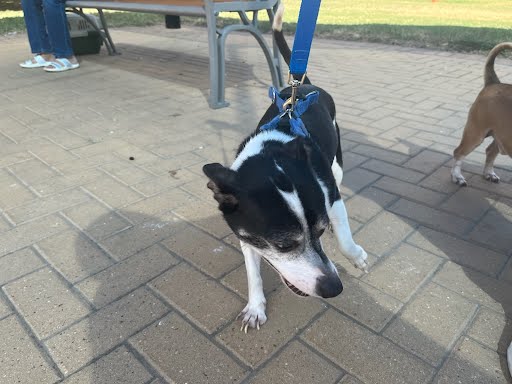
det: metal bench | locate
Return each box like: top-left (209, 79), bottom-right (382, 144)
top-left (66, 0), bottom-right (284, 108)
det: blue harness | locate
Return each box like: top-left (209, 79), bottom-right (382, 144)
top-left (260, 0), bottom-right (322, 138)
top-left (260, 86), bottom-right (319, 137)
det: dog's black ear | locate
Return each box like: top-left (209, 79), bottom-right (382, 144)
top-left (203, 163), bottom-right (239, 213)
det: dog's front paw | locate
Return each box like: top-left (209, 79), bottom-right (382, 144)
top-left (484, 171), bottom-right (500, 183)
top-left (452, 174), bottom-right (468, 187)
top-left (352, 246), bottom-right (369, 273)
top-left (237, 302), bottom-right (267, 333)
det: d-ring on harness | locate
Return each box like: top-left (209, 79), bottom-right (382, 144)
top-left (260, 0), bottom-right (322, 136)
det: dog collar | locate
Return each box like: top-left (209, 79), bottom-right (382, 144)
top-left (259, 86), bottom-right (319, 138)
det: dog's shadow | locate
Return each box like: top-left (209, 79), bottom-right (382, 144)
top-left (334, 131), bottom-right (512, 381)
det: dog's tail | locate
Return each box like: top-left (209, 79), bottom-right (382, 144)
top-left (272, 3), bottom-right (311, 85)
top-left (484, 42), bottom-right (512, 86)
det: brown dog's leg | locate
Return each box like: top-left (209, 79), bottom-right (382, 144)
top-left (484, 139), bottom-right (500, 183)
top-left (451, 120), bottom-right (485, 186)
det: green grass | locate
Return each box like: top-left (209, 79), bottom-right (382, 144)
top-left (1, 0), bottom-right (512, 53)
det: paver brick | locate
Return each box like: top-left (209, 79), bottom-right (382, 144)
top-left (440, 186), bottom-right (499, 220)
top-left (467, 307), bottom-right (512, 355)
top-left (173, 200), bottom-right (232, 238)
top-left (374, 176), bottom-right (446, 206)
top-left (28, 139), bottom-right (78, 165)
top-left (433, 261), bottom-right (512, 315)
top-left (0, 214), bottom-right (69, 257)
top-left (0, 168), bottom-right (36, 210)
top-left (4, 267), bottom-right (91, 340)
top-left (407, 227), bottom-right (508, 277)
top-left (45, 287), bottom-right (168, 375)
top-left (37, 230), bottom-right (113, 284)
top-left (9, 158), bottom-right (59, 185)
top-left (500, 258), bottom-right (512, 284)
top-left (343, 131), bottom-right (395, 149)
top-left (329, 276), bottom-right (402, 332)
top-left (345, 187), bottom-right (397, 223)
top-left (384, 282), bottom-right (476, 365)
top-left (302, 309), bottom-right (435, 384)
top-left (133, 169), bottom-right (198, 196)
top-left (70, 139), bottom-right (130, 159)
top-left (54, 153), bottom-right (120, 175)
top-left (389, 198), bottom-right (473, 236)
top-left (61, 346), bottom-right (153, 384)
top-left (0, 215), bottom-right (10, 232)
top-left (77, 244), bottom-right (178, 308)
top-left (6, 189), bottom-right (90, 224)
top-left (338, 375), bottom-right (364, 384)
top-left (122, 187), bottom-right (197, 224)
top-left (248, 341), bottom-right (341, 384)
top-left (141, 152), bottom-right (206, 176)
top-left (0, 315), bottom-right (60, 384)
top-left (99, 211), bottom-right (183, 260)
top-left (341, 152), bottom-right (368, 171)
top-left (32, 169), bottom-right (104, 196)
top-left (101, 161), bottom-right (154, 186)
top-left (0, 151), bottom-right (33, 169)
top-left (162, 224), bottom-right (241, 278)
top-left (84, 176), bottom-right (143, 208)
top-left (0, 294), bottom-right (12, 319)
top-left (130, 312), bottom-right (246, 384)
top-left (62, 200), bottom-right (131, 241)
top-left (468, 209), bottom-right (512, 253)
top-left (341, 168), bottom-right (381, 196)
top-left (363, 243), bottom-right (442, 301)
top-left (351, 144), bottom-right (409, 165)
top-left (403, 150), bottom-right (451, 174)
top-left (354, 211), bottom-right (415, 257)
top-left (217, 288), bottom-right (324, 368)
top-left (361, 160), bottom-right (425, 183)
top-left (434, 337), bottom-right (511, 384)
top-left (150, 263), bottom-right (243, 333)
top-left (41, 127), bottom-right (90, 150)
top-left (0, 247), bottom-right (45, 285)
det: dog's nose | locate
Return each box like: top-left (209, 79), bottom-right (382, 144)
top-left (316, 275), bottom-right (343, 298)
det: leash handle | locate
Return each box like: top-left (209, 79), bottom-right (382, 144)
top-left (289, 0), bottom-right (322, 78)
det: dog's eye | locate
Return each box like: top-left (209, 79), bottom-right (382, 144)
top-left (275, 241), bottom-right (299, 252)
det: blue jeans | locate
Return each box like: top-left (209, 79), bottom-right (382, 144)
top-left (21, 0), bottom-right (74, 58)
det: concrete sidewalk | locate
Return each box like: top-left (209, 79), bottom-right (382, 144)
top-left (0, 25), bottom-right (511, 384)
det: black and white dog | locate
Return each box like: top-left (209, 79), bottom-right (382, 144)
top-left (203, 4), bottom-right (368, 331)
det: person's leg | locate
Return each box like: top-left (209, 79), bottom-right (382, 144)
top-left (42, 0), bottom-right (75, 60)
top-left (21, 0), bottom-right (52, 56)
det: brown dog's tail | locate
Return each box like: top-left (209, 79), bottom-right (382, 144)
top-left (484, 42), bottom-right (512, 86)
top-left (272, 3), bottom-right (311, 84)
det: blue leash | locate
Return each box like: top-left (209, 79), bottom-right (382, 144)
top-left (289, 0), bottom-right (322, 79)
top-left (260, 0), bottom-right (322, 137)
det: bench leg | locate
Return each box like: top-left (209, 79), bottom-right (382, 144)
top-left (205, 1), bottom-right (229, 109)
top-left (97, 9), bottom-right (118, 55)
top-left (267, 7), bottom-right (284, 88)
top-left (218, 24), bottom-right (283, 92)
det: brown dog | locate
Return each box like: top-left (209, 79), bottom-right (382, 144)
top-left (451, 42), bottom-right (512, 186)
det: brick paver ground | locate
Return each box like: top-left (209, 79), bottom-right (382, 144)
top-left (0, 24), bottom-right (511, 384)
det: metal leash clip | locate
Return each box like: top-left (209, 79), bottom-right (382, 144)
top-left (282, 72), bottom-right (307, 111)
